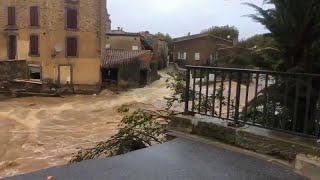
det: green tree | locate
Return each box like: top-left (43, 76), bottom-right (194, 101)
top-left (239, 34), bottom-right (275, 49)
top-left (201, 25), bottom-right (239, 40)
top-left (242, 0), bottom-right (320, 135)
top-left (245, 0), bottom-right (320, 73)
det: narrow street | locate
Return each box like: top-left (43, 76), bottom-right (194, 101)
top-left (0, 70), bottom-right (174, 178)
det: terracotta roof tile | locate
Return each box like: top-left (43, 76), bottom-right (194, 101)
top-left (103, 49), bottom-right (151, 67)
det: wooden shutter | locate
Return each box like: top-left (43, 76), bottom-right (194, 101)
top-left (67, 9), bottom-right (78, 29)
top-left (8, 7), bottom-right (16, 26)
top-left (30, 35), bottom-right (39, 56)
top-left (67, 37), bottom-right (78, 57)
top-left (8, 35), bottom-right (17, 59)
top-left (30, 6), bottom-right (39, 26)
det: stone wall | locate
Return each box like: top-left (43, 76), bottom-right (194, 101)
top-left (0, 60), bottom-right (27, 80)
top-left (170, 115), bottom-right (320, 161)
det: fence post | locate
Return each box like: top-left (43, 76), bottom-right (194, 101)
top-left (234, 72), bottom-right (242, 124)
top-left (184, 67), bottom-right (191, 114)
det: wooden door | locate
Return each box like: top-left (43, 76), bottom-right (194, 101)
top-left (59, 66), bottom-right (72, 85)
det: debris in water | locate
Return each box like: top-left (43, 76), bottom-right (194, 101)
top-left (47, 176), bottom-right (53, 180)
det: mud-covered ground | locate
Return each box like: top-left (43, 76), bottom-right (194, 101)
top-left (0, 70), bottom-right (175, 178)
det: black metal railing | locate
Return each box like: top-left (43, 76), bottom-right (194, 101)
top-left (184, 65), bottom-right (320, 138)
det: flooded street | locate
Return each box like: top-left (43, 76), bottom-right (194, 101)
top-left (0, 71), bottom-right (174, 178)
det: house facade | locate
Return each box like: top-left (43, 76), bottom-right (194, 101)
top-left (0, 0), bottom-right (107, 92)
top-left (173, 33), bottom-right (233, 66)
top-left (106, 29), bottom-right (142, 50)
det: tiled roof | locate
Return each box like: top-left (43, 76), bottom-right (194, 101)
top-left (106, 30), bottom-right (139, 36)
top-left (103, 49), bottom-right (151, 67)
top-left (173, 33), bottom-right (233, 43)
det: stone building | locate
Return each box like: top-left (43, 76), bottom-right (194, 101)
top-left (0, 0), bottom-right (107, 92)
top-left (173, 33), bottom-right (233, 67)
top-left (106, 29), bottom-right (142, 50)
top-left (102, 49), bottom-right (153, 88)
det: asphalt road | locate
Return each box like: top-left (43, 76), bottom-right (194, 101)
top-left (4, 138), bottom-right (307, 180)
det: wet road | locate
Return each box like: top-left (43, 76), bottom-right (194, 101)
top-left (4, 138), bottom-right (306, 180)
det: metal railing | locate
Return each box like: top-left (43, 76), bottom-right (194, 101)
top-left (184, 65), bottom-right (320, 138)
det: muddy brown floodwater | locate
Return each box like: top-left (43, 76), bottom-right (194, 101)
top-left (0, 71), bottom-right (176, 178)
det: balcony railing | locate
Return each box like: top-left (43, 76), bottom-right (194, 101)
top-left (184, 65), bottom-right (320, 138)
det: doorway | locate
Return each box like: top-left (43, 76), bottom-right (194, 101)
top-left (140, 70), bottom-right (148, 86)
top-left (8, 35), bottom-right (16, 59)
top-left (59, 65), bottom-right (72, 85)
top-left (101, 68), bottom-right (118, 85)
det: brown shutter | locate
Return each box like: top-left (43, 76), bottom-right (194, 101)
top-left (8, 7), bottom-right (16, 26)
top-left (66, 37), bottom-right (78, 57)
top-left (30, 35), bottom-right (39, 55)
top-left (67, 9), bottom-right (78, 29)
top-left (30, 6), bottom-right (39, 26)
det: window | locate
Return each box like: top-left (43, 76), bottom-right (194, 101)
top-left (106, 44), bottom-right (111, 49)
top-left (66, 37), bottom-right (78, 57)
top-left (177, 52), bottom-right (180, 59)
top-left (195, 53), bottom-right (200, 61)
top-left (30, 6), bottom-right (39, 27)
top-left (8, 35), bottom-right (17, 59)
top-left (183, 52), bottom-right (187, 60)
top-left (29, 35), bottom-right (39, 56)
top-left (132, 46), bottom-right (139, 50)
top-left (66, 8), bottom-right (78, 29)
top-left (8, 7), bottom-right (16, 26)
top-left (210, 54), bottom-right (213, 61)
top-left (214, 52), bottom-right (219, 60)
top-left (28, 65), bottom-right (41, 80)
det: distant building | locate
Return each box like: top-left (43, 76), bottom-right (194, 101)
top-left (172, 33), bottom-right (233, 66)
top-left (140, 32), bottom-right (168, 69)
top-left (0, 0), bottom-right (107, 92)
top-left (106, 29), bottom-right (142, 50)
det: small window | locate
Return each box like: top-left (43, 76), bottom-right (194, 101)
top-left (8, 7), bottom-right (16, 26)
top-left (28, 65), bottom-right (41, 80)
top-left (132, 46), bottom-right (139, 50)
top-left (30, 6), bottom-right (39, 27)
top-left (106, 44), bottom-right (111, 48)
top-left (195, 53), bottom-right (200, 61)
top-left (214, 52), bottom-right (219, 60)
top-left (66, 37), bottom-right (78, 57)
top-left (30, 35), bottom-right (39, 56)
top-left (66, 8), bottom-right (78, 29)
top-left (183, 52), bottom-right (187, 60)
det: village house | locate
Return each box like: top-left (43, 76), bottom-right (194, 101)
top-left (102, 49), bottom-right (153, 88)
top-left (106, 29), bottom-right (142, 50)
top-left (172, 33), bottom-right (234, 67)
top-left (0, 0), bottom-right (107, 93)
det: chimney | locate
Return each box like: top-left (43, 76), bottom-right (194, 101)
top-left (117, 27), bottom-right (120, 30)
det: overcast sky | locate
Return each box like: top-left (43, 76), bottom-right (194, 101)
top-left (108, 0), bottom-right (269, 39)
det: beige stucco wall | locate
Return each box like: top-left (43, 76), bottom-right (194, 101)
top-left (106, 35), bottom-right (141, 50)
top-left (0, 0), bottom-right (107, 86)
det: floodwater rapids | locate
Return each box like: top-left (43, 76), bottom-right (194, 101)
top-left (0, 70), bottom-right (175, 178)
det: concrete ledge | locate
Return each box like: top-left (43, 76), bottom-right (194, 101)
top-left (170, 114), bottom-right (320, 161)
top-left (295, 154), bottom-right (320, 180)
